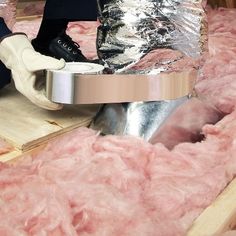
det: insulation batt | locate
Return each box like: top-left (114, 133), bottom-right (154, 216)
top-left (196, 7), bottom-right (236, 114)
top-left (0, 0), bottom-right (17, 29)
top-left (1, 114), bottom-right (236, 236)
top-left (0, 7), bottom-right (234, 236)
top-left (66, 21), bottom-right (99, 60)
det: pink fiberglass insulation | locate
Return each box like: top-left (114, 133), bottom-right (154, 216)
top-left (1, 112), bottom-right (236, 236)
top-left (66, 21), bottom-right (99, 60)
top-left (196, 8), bottom-right (236, 114)
top-left (13, 19), bottom-right (42, 40)
top-left (1, 7), bottom-right (235, 236)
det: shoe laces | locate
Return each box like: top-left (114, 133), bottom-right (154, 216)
top-left (61, 34), bottom-right (82, 55)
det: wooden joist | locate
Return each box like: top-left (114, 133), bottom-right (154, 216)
top-left (188, 179), bottom-right (236, 236)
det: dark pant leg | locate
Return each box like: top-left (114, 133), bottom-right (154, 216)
top-left (0, 17), bottom-right (11, 89)
top-left (43, 0), bottom-right (98, 21)
top-left (0, 62), bottom-right (11, 89)
top-left (33, 0), bottom-right (98, 48)
top-left (0, 17), bottom-right (11, 38)
top-left (33, 18), bottom-right (69, 47)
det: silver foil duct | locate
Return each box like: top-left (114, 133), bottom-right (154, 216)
top-left (96, 0), bottom-right (207, 73)
top-left (91, 97), bottom-right (222, 149)
top-left (0, 0), bottom-right (18, 30)
top-left (91, 0), bottom-right (219, 149)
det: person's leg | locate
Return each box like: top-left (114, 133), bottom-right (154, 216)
top-left (31, 18), bottom-right (69, 56)
top-left (32, 0), bottom-right (98, 62)
top-left (0, 58), bottom-right (11, 89)
top-left (0, 18), bottom-right (12, 38)
top-left (0, 18), bottom-right (11, 89)
top-left (43, 0), bottom-right (97, 21)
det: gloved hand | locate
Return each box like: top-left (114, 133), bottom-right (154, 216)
top-left (0, 33), bottom-right (65, 110)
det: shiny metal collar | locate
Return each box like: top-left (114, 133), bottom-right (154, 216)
top-left (46, 63), bottom-right (196, 104)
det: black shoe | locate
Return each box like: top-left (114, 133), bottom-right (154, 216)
top-left (31, 38), bottom-right (51, 57)
top-left (49, 33), bottom-right (91, 62)
top-left (32, 33), bottom-right (96, 63)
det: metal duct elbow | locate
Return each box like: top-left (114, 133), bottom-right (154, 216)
top-left (90, 0), bottom-right (219, 149)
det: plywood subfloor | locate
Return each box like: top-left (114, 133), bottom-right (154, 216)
top-left (0, 85), bottom-right (100, 155)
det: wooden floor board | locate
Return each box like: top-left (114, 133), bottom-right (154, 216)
top-left (0, 85), bottom-right (100, 154)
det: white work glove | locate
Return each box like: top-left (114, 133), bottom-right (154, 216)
top-left (0, 33), bottom-right (65, 110)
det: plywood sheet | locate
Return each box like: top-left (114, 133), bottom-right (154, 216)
top-left (0, 150), bottom-right (23, 163)
top-left (0, 85), bottom-right (100, 152)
